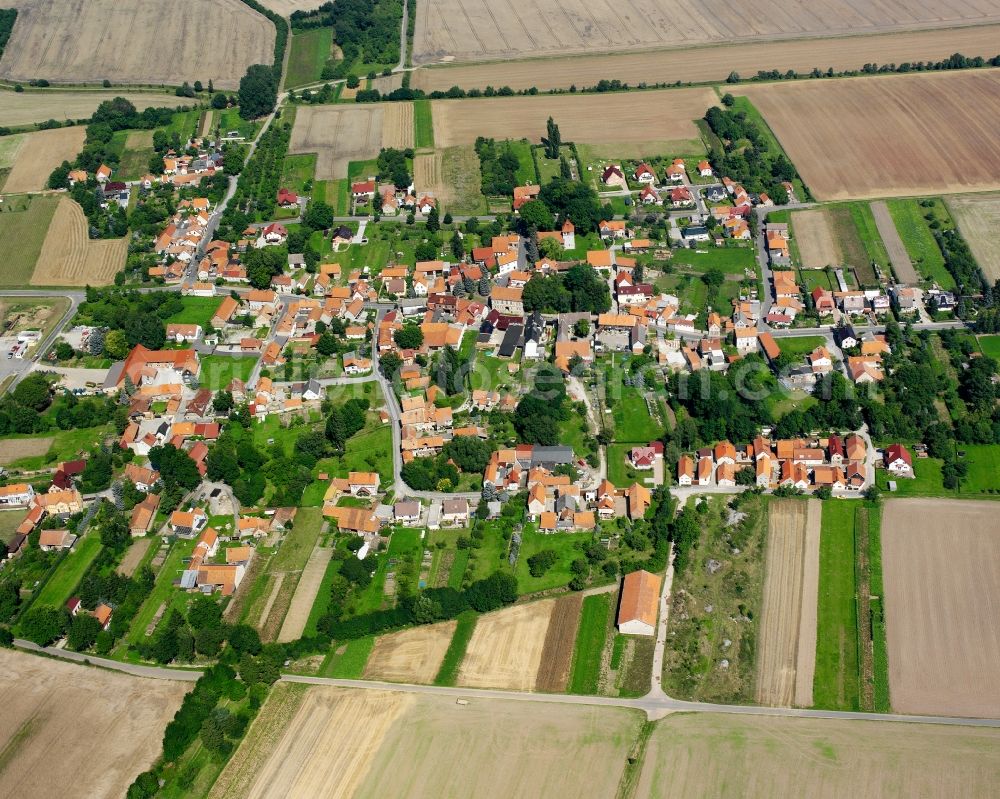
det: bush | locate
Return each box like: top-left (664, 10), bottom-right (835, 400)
top-left (527, 549), bottom-right (558, 577)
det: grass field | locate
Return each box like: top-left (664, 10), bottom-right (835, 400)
top-left (199, 355), bottom-right (258, 391)
top-left (979, 335), bottom-right (1000, 359)
top-left (0, 195), bottom-right (59, 287)
top-left (886, 199), bottom-right (953, 288)
top-left (813, 501), bottom-right (859, 711)
top-left (29, 534), bottom-right (102, 611)
top-left (1, 425), bottom-right (111, 471)
top-left (280, 153), bottom-right (317, 194)
top-left (166, 295), bottom-right (219, 330)
top-left (319, 636), bottom-right (375, 678)
top-left (433, 609), bottom-right (477, 686)
top-left (568, 592), bottom-right (611, 694)
top-left (127, 537), bottom-right (196, 645)
top-left (778, 335), bottom-right (827, 359)
top-left (514, 525), bottom-right (591, 594)
top-left (413, 99), bottom-right (434, 149)
top-left (0, 510), bottom-right (23, 544)
top-left (286, 27), bottom-right (333, 88)
top-left (609, 385), bottom-right (662, 443)
top-left (669, 245), bottom-right (755, 275)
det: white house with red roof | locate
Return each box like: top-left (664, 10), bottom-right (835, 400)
top-left (884, 443), bottom-right (913, 477)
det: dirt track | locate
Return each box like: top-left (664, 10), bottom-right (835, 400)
top-left (363, 621), bottom-right (457, 683)
top-left (871, 201), bottom-right (919, 284)
top-left (0, 0), bottom-right (273, 89)
top-left (0, 647), bottom-right (187, 799)
top-left (741, 70), bottom-right (1000, 200)
top-left (412, 0), bottom-right (1000, 65)
top-left (277, 546), bottom-right (331, 643)
top-left (755, 499), bottom-right (820, 707)
top-left (458, 599), bottom-right (554, 690)
top-left (882, 499), bottom-right (1000, 717)
top-left (3, 127), bottom-right (85, 194)
top-left (117, 537), bottom-right (152, 577)
top-left (792, 210), bottom-right (840, 269)
top-left (413, 25), bottom-right (1000, 92)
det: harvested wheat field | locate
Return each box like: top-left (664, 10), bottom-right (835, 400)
top-left (792, 209), bottom-right (840, 269)
top-left (0, 648), bottom-right (188, 799)
top-left (239, 687), bottom-right (413, 799)
top-left (948, 194), bottom-right (1000, 282)
top-left (373, 72), bottom-right (404, 94)
top-left (413, 0), bottom-right (1000, 65)
top-left (414, 151), bottom-right (447, 200)
top-left (755, 498), bottom-right (820, 707)
top-left (277, 546), bottom-right (331, 643)
top-left (216, 686), bottom-right (642, 799)
top-left (534, 593), bottom-right (583, 692)
top-left (432, 88), bottom-right (715, 152)
top-left (638, 712), bottom-right (1000, 798)
top-left (418, 144), bottom-right (485, 215)
top-left (882, 498), bottom-right (1000, 717)
top-left (0, 90), bottom-right (180, 128)
top-left (290, 105), bottom-right (384, 179)
top-left (382, 102), bottom-right (414, 149)
top-left (258, 0), bottom-right (319, 13)
top-left (356, 694), bottom-right (642, 799)
top-left (871, 200), bottom-right (920, 284)
top-left (32, 198), bottom-right (126, 286)
top-left (3, 126), bottom-right (85, 194)
top-left (413, 25), bottom-right (1000, 92)
top-left (0, 0), bottom-right (273, 89)
top-left (740, 70), bottom-right (1000, 200)
top-left (363, 620), bottom-right (457, 683)
top-left (0, 436), bottom-right (52, 465)
top-left (458, 598), bottom-right (555, 690)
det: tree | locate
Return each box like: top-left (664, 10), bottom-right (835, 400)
top-left (426, 205), bottom-right (440, 233)
top-left (528, 549), bottom-right (557, 577)
top-left (213, 390), bottom-right (234, 414)
top-left (211, 92), bottom-right (228, 109)
top-left (541, 116), bottom-right (562, 159)
top-left (238, 64), bottom-right (277, 119)
top-left (67, 613), bottom-right (102, 651)
top-left (442, 437), bottom-right (493, 473)
top-left (450, 230), bottom-right (464, 260)
top-left (518, 199), bottom-right (553, 232)
top-left (103, 329), bottom-right (129, 360)
top-left (227, 624), bottom-right (262, 655)
top-left (316, 331), bottom-right (337, 356)
top-left (19, 606), bottom-right (68, 646)
top-left (701, 268), bottom-right (725, 294)
top-left (12, 373), bottom-right (52, 412)
top-left (393, 324), bottom-right (423, 350)
top-left (303, 201), bottom-right (334, 231)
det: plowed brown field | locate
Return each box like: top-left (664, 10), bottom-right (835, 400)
top-left (534, 593), bottom-right (583, 692)
top-left (31, 198), bottom-right (125, 286)
top-left (0, 0), bottom-right (273, 89)
top-left (755, 499), bottom-right (820, 707)
top-left (882, 499), bottom-right (1000, 717)
top-left (413, 25), bottom-right (1000, 92)
top-left (741, 70), bottom-right (1000, 200)
top-left (432, 88), bottom-right (715, 151)
top-left (0, 648), bottom-right (187, 799)
top-left (3, 127), bottom-right (85, 194)
top-left (413, 0), bottom-right (1000, 65)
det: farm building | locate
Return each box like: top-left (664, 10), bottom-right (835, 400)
top-left (617, 569), bottom-right (661, 636)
